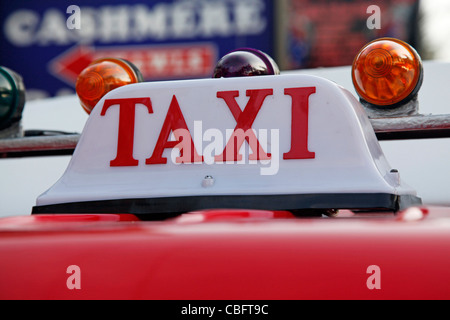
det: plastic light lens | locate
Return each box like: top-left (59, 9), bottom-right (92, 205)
top-left (212, 48), bottom-right (280, 78)
top-left (0, 66), bottom-right (25, 129)
top-left (76, 58), bottom-right (142, 114)
top-left (351, 38), bottom-right (423, 106)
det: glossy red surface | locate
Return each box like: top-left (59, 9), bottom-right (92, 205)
top-left (1, 207), bottom-right (449, 299)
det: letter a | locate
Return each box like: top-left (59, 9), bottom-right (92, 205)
top-left (66, 265), bottom-right (81, 290)
top-left (66, 5), bottom-right (81, 30)
top-left (366, 265), bottom-right (381, 289)
top-left (366, 5), bottom-right (381, 30)
top-left (146, 95), bottom-right (203, 164)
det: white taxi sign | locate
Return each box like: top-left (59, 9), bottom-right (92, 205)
top-left (34, 74), bottom-right (420, 214)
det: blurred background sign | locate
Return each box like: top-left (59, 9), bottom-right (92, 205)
top-left (0, 0), bottom-right (435, 100)
top-left (276, 0), bottom-right (420, 70)
top-left (0, 0), bottom-right (274, 100)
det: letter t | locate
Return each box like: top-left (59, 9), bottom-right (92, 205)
top-left (101, 97), bottom-right (153, 166)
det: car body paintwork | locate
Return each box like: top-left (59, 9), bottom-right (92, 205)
top-left (1, 207), bottom-right (449, 300)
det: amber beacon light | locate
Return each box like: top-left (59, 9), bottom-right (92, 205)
top-left (352, 38), bottom-right (423, 107)
top-left (76, 58), bottom-right (143, 114)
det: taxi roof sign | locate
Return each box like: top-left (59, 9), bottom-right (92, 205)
top-left (33, 74), bottom-right (421, 214)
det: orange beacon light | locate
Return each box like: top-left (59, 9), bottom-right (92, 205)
top-left (352, 38), bottom-right (423, 107)
top-left (76, 58), bottom-right (143, 114)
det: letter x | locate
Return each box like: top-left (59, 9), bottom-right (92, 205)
top-left (215, 89), bottom-right (272, 161)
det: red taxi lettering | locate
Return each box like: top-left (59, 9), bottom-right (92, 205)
top-left (101, 97), bottom-right (153, 166)
top-left (102, 86), bottom-right (316, 167)
top-left (215, 89), bottom-right (272, 161)
top-left (146, 95), bottom-right (203, 164)
top-left (283, 87), bottom-right (316, 160)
